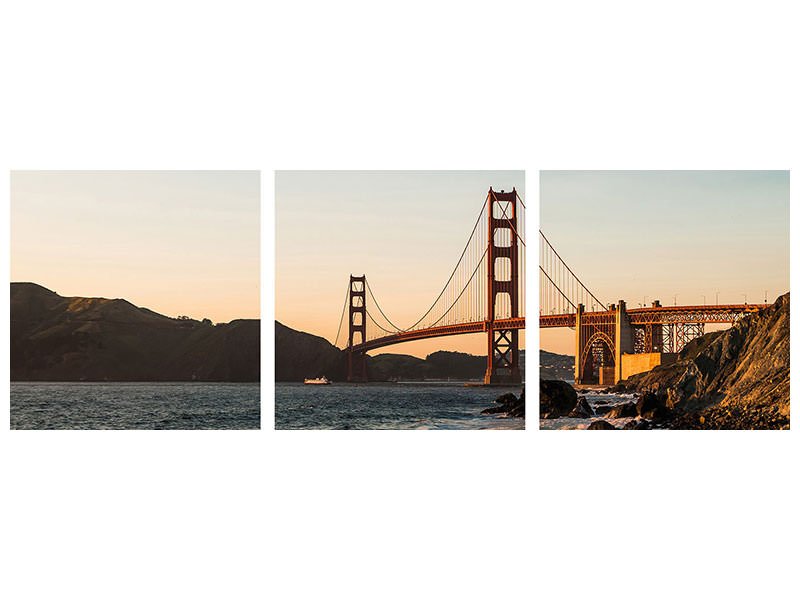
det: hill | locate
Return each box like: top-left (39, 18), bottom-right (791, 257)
top-left (539, 349), bottom-right (573, 381)
top-left (11, 282), bottom-right (259, 381)
top-left (275, 321), bottom-right (525, 381)
top-left (275, 321), bottom-right (347, 381)
top-left (616, 292), bottom-right (789, 429)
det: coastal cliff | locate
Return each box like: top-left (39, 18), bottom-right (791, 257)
top-left (615, 292), bottom-right (790, 429)
top-left (11, 282), bottom-right (260, 381)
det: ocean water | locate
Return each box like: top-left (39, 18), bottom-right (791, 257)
top-left (10, 382), bottom-right (260, 430)
top-left (539, 390), bottom-right (639, 430)
top-left (275, 382), bottom-right (525, 430)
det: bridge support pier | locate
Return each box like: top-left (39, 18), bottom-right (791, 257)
top-left (484, 188), bottom-right (522, 385)
top-left (614, 300), bottom-right (634, 384)
top-left (347, 275), bottom-right (368, 382)
top-left (347, 350), bottom-right (367, 383)
top-left (485, 327), bottom-right (521, 384)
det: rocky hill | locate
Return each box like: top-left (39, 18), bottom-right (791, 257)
top-left (275, 321), bottom-right (524, 382)
top-left (540, 350), bottom-right (573, 381)
top-left (615, 292), bottom-right (789, 429)
top-left (11, 282), bottom-right (259, 381)
top-left (275, 321), bottom-right (347, 381)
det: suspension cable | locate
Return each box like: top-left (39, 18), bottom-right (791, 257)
top-left (426, 247), bottom-right (488, 329)
top-left (404, 193), bottom-right (490, 330)
top-left (333, 281), bottom-right (350, 347)
top-left (539, 265), bottom-right (577, 312)
top-left (365, 307), bottom-right (397, 334)
top-left (539, 230), bottom-right (606, 310)
top-left (365, 278), bottom-right (403, 332)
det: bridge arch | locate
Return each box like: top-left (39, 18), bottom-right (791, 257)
top-left (579, 331), bottom-right (615, 384)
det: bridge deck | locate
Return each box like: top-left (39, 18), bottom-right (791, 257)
top-left (350, 317), bottom-right (525, 353)
top-left (539, 304), bottom-right (768, 328)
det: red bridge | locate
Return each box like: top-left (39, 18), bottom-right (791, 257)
top-left (335, 188), bottom-right (526, 384)
top-left (539, 230), bottom-right (768, 385)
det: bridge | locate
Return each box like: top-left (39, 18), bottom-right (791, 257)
top-left (539, 230), bottom-right (769, 385)
top-left (334, 188), bottom-right (526, 384)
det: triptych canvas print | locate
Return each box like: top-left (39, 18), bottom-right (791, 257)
top-left (9, 170), bottom-right (790, 430)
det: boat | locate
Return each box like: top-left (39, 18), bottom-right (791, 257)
top-left (304, 376), bottom-right (331, 385)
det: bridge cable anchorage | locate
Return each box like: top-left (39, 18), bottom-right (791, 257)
top-left (491, 190), bottom-right (526, 247)
top-left (539, 229), bottom-right (606, 311)
top-left (403, 193), bottom-right (490, 331)
top-left (333, 281), bottom-right (351, 347)
top-left (364, 278), bottom-right (403, 332)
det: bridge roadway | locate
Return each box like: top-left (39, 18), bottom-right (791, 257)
top-left (539, 303), bottom-right (768, 328)
top-left (350, 317), bottom-right (525, 353)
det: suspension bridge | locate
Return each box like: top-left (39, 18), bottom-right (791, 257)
top-left (334, 188), bottom-right (526, 384)
top-left (539, 231), bottom-right (769, 385)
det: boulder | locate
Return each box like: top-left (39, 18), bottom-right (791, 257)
top-left (606, 402), bottom-right (638, 419)
top-left (568, 396), bottom-right (593, 418)
top-left (593, 404), bottom-right (612, 415)
top-left (481, 389), bottom-right (525, 418)
top-left (622, 419), bottom-right (651, 430)
top-left (587, 420), bottom-right (616, 430)
top-left (540, 380), bottom-right (577, 419)
top-left (636, 392), bottom-right (670, 419)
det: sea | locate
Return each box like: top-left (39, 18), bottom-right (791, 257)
top-left (539, 389), bottom-right (639, 430)
top-left (10, 382), bottom-right (260, 430)
top-left (275, 382), bottom-right (525, 430)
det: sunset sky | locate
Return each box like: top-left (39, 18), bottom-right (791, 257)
top-left (276, 171), bottom-right (526, 358)
top-left (11, 171), bottom-right (260, 323)
top-left (540, 170), bottom-right (790, 355)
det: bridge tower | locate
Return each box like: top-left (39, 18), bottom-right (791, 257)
top-left (347, 274), bottom-right (368, 382)
top-left (485, 188), bottom-right (522, 384)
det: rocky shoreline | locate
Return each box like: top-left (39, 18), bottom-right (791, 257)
top-left (540, 381), bottom-right (658, 429)
top-left (540, 292), bottom-right (790, 430)
top-left (481, 388), bottom-right (525, 419)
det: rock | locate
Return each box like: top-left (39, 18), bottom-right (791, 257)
top-left (568, 396), bottom-right (593, 418)
top-left (593, 404), bottom-right (612, 415)
top-left (615, 292), bottom-right (790, 429)
top-left (622, 419), bottom-right (651, 430)
top-left (481, 388), bottom-right (525, 418)
top-left (606, 402), bottom-right (638, 419)
top-left (587, 420), bottom-right (616, 430)
top-left (540, 379), bottom-right (578, 418)
top-left (636, 392), bottom-right (670, 419)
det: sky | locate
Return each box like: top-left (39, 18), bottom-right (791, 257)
top-left (540, 170), bottom-right (790, 355)
top-left (276, 171), bottom-right (526, 358)
top-left (11, 171), bottom-right (260, 323)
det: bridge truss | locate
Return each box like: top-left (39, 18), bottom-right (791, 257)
top-left (539, 230), bottom-right (768, 383)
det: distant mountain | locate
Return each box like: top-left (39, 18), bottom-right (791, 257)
top-left (11, 282), bottom-right (259, 381)
top-left (275, 321), bottom-right (348, 382)
top-left (275, 321), bottom-right (525, 382)
top-left (540, 349), bottom-right (573, 381)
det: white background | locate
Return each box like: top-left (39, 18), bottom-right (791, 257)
top-left (1, 1), bottom-right (798, 599)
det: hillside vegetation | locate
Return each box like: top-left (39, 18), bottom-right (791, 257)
top-left (11, 283), bottom-right (259, 381)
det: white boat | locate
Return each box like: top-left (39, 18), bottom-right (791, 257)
top-left (304, 376), bottom-right (331, 385)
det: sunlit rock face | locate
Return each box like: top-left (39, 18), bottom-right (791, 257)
top-left (617, 292), bottom-right (789, 429)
